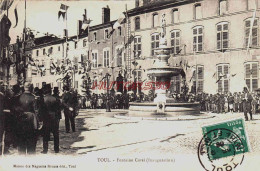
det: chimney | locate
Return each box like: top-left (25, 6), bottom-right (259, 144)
top-left (102, 6), bottom-right (110, 24)
top-left (77, 20), bottom-right (83, 35)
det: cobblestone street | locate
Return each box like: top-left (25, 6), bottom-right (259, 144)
top-left (2, 110), bottom-right (260, 171)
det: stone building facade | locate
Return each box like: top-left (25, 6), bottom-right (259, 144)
top-left (128, 0), bottom-right (260, 94)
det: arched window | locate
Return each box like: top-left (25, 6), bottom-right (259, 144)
top-left (135, 17), bottom-right (140, 30)
top-left (216, 22), bottom-right (229, 50)
top-left (193, 26), bottom-right (203, 52)
top-left (216, 63), bottom-right (230, 93)
top-left (170, 30), bottom-right (181, 54)
top-left (152, 13), bottom-right (159, 27)
top-left (219, 0), bottom-right (227, 15)
top-left (172, 9), bottom-right (179, 23)
top-left (151, 33), bottom-right (160, 56)
top-left (194, 3), bottom-right (202, 19)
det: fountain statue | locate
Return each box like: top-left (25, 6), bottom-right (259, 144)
top-left (127, 13), bottom-right (200, 117)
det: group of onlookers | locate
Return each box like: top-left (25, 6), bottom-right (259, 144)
top-left (0, 82), bottom-right (79, 155)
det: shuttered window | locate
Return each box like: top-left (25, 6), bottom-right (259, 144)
top-left (171, 30), bottom-right (181, 54)
top-left (194, 4), bottom-right (202, 19)
top-left (245, 18), bottom-right (258, 47)
top-left (193, 26), bottom-right (203, 52)
top-left (103, 50), bottom-right (109, 67)
top-left (151, 33), bottom-right (160, 56)
top-left (217, 22), bottom-right (229, 50)
top-left (152, 13), bottom-right (159, 27)
top-left (134, 36), bottom-right (142, 58)
top-left (245, 62), bottom-right (258, 91)
top-left (172, 9), bottom-right (179, 23)
top-left (135, 17), bottom-right (140, 30)
top-left (92, 52), bottom-right (98, 68)
top-left (217, 64), bottom-right (229, 93)
top-left (219, 0), bottom-right (227, 15)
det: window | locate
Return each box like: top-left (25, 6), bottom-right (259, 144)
top-left (103, 49), bottom-right (109, 67)
top-left (134, 36), bottom-right (142, 58)
top-left (152, 13), bottom-right (159, 27)
top-left (118, 26), bottom-right (122, 36)
top-left (74, 42), bottom-right (77, 49)
top-left (48, 47), bottom-right (53, 54)
top-left (172, 9), bottom-right (179, 23)
top-left (83, 39), bottom-right (87, 47)
top-left (93, 32), bottom-right (97, 41)
top-left (194, 3), bottom-right (202, 19)
top-left (193, 26), bottom-right (203, 52)
top-left (170, 30), bottom-right (181, 54)
top-left (217, 64), bottom-right (229, 93)
top-left (171, 75), bottom-right (181, 93)
top-left (245, 62), bottom-right (258, 91)
top-left (36, 50), bottom-right (39, 56)
top-left (245, 18), bottom-right (258, 47)
top-left (43, 49), bottom-right (46, 55)
top-left (75, 81), bottom-right (78, 88)
top-left (135, 17), bottom-right (140, 30)
top-left (151, 33), bottom-right (160, 56)
top-left (104, 29), bottom-right (109, 39)
top-left (219, 0), bottom-right (227, 15)
top-left (58, 46), bottom-right (60, 51)
top-left (217, 22), bottom-right (229, 50)
top-left (192, 65), bottom-right (204, 93)
top-left (92, 52), bottom-right (98, 68)
top-left (116, 47), bottom-right (123, 67)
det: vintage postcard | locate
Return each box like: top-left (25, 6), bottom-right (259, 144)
top-left (1, 0), bottom-right (260, 170)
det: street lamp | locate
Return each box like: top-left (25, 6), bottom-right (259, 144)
top-left (105, 73), bottom-right (111, 112)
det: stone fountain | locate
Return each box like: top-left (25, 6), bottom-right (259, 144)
top-left (127, 14), bottom-right (200, 117)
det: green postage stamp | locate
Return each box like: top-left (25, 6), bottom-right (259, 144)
top-left (202, 118), bottom-right (250, 160)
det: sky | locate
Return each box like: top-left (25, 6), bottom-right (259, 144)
top-left (7, 0), bottom-right (135, 43)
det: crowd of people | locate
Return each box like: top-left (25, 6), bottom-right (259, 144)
top-left (0, 82), bottom-right (79, 155)
top-left (0, 81), bottom-right (257, 155)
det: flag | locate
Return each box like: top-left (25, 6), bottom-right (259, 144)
top-left (113, 13), bottom-right (125, 29)
top-left (13, 4), bottom-right (18, 28)
top-left (247, 3), bottom-right (257, 52)
top-left (212, 72), bottom-right (216, 79)
top-left (0, 0), bottom-right (14, 11)
top-left (58, 4), bottom-right (69, 20)
top-left (81, 18), bottom-right (91, 30)
top-left (124, 34), bottom-right (134, 49)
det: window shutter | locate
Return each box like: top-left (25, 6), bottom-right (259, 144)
top-left (252, 63), bottom-right (258, 78)
top-left (245, 64), bottom-right (251, 78)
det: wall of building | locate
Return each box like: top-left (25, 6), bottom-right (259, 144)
top-left (128, 0), bottom-right (260, 94)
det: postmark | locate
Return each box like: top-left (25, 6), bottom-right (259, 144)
top-left (197, 118), bottom-right (250, 171)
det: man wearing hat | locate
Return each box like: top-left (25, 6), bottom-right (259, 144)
top-left (62, 85), bottom-right (76, 133)
top-left (53, 87), bottom-right (62, 120)
top-left (14, 82), bottom-right (40, 155)
top-left (242, 87), bottom-right (253, 121)
top-left (3, 84), bottom-right (21, 154)
top-left (41, 84), bottom-right (60, 153)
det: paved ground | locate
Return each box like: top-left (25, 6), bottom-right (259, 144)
top-left (2, 110), bottom-right (260, 171)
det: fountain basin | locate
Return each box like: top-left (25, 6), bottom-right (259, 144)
top-left (147, 67), bottom-right (183, 77)
top-left (129, 102), bottom-right (200, 116)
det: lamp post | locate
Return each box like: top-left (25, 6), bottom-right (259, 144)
top-left (105, 73), bottom-right (111, 112)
